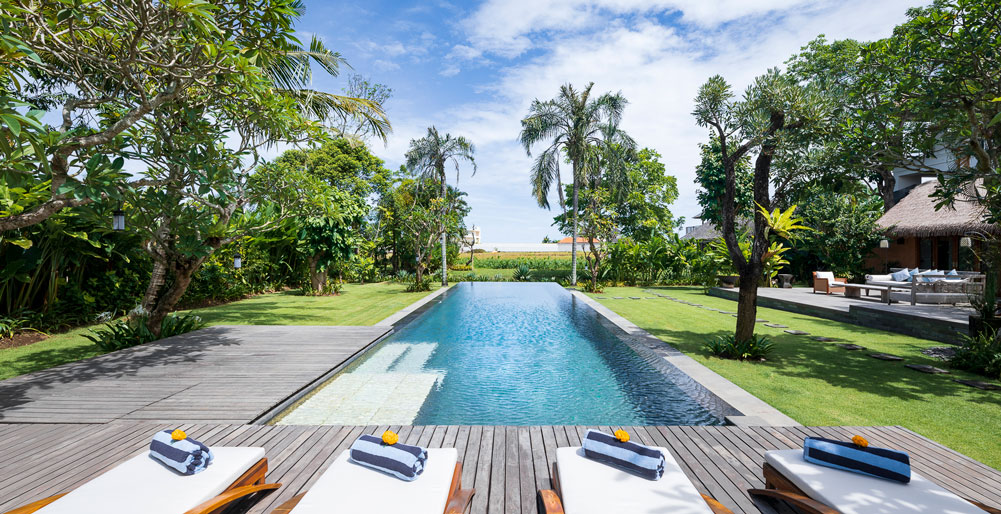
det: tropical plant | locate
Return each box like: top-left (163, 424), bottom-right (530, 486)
top-left (406, 274), bottom-right (434, 293)
top-left (513, 264), bottom-right (532, 282)
top-left (952, 329), bottom-right (1001, 380)
top-left (795, 190), bottom-right (883, 280)
top-left (83, 313), bottom-right (205, 352)
top-left (520, 82), bottom-right (627, 285)
top-left (703, 334), bottom-right (775, 361)
top-left (758, 204), bottom-right (811, 241)
top-left (405, 127), bottom-right (477, 287)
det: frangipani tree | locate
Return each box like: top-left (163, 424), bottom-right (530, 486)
top-left (693, 69), bottom-right (826, 342)
top-left (405, 127), bottom-right (476, 286)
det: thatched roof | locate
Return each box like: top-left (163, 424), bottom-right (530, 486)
top-left (877, 180), bottom-right (997, 237)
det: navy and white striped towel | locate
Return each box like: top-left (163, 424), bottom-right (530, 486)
top-left (349, 434), bottom-right (427, 481)
top-left (803, 437), bottom-right (910, 483)
top-left (149, 430), bottom-right (214, 475)
top-left (582, 429), bottom-right (665, 480)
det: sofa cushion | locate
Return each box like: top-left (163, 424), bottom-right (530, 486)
top-left (557, 446), bottom-right (713, 514)
top-left (765, 449), bottom-right (982, 514)
top-left (38, 447), bottom-right (265, 514)
top-left (890, 269), bottom-right (911, 282)
top-left (815, 271), bottom-right (835, 282)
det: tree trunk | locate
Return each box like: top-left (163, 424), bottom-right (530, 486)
top-left (392, 229), bottom-right (400, 273)
top-left (877, 167), bottom-right (897, 211)
top-left (571, 172), bottom-right (579, 286)
top-left (440, 178), bottom-right (448, 286)
top-left (146, 259), bottom-right (201, 336)
top-left (308, 254), bottom-right (328, 294)
top-left (141, 259), bottom-right (168, 314)
top-left (734, 268), bottom-right (760, 342)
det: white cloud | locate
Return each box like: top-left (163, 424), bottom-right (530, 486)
top-left (399, 0), bottom-right (924, 242)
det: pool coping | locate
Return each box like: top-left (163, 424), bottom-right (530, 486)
top-left (571, 290), bottom-right (801, 427)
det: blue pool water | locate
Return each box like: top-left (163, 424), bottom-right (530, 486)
top-left (282, 283), bottom-right (723, 426)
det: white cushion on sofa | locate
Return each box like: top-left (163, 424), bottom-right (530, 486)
top-left (557, 446), bottom-right (713, 514)
top-left (291, 448), bottom-right (456, 514)
top-left (764, 450), bottom-right (983, 514)
top-left (38, 447), bottom-right (265, 514)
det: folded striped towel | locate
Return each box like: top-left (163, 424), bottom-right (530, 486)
top-left (803, 437), bottom-right (910, 483)
top-left (149, 430), bottom-right (214, 476)
top-left (582, 429), bottom-right (665, 480)
top-left (349, 434), bottom-right (427, 481)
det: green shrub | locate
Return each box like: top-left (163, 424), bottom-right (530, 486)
top-left (393, 270), bottom-right (412, 283)
top-left (703, 334), bottom-right (774, 361)
top-left (83, 313), bottom-right (206, 352)
top-left (0, 315), bottom-right (28, 339)
top-left (450, 264), bottom-right (473, 271)
top-left (474, 256), bottom-right (571, 270)
top-left (513, 264), bottom-right (532, 282)
top-left (952, 329), bottom-right (1001, 379)
top-left (582, 281), bottom-right (605, 293)
top-left (406, 275), bottom-right (434, 292)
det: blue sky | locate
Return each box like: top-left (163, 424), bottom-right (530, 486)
top-left (293, 0), bottom-right (925, 243)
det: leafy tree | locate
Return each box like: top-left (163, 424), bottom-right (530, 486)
top-left (554, 185), bottom-right (617, 291)
top-left (796, 190), bottom-right (883, 279)
top-left (271, 138), bottom-right (392, 199)
top-left (329, 74), bottom-right (394, 143)
top-left (296, 188), bottom-right (367, 294)
top-left (520, 82), bottom-right (627, 285)
top-left (693, 70), bottom-right (827, 342)
top-left (405, 126), bottom-right (476, 286)
top-left (389, 179), bottom-right (469, 287)
top-left (613, 148), bottom-right (680, 241)
top-left (695, 136), bottom-right (752, 227)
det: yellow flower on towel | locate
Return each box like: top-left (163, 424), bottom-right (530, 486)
top-left (852, 435), bottom-right (868, 448)
top-left (171, 429), bottom-right (187, 441)
top-left (382, 430), bottom-right (399, 445)
top-left (614, 429), bottom-right (630, 443)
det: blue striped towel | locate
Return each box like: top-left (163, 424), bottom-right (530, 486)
top-left (349, 434), bottom-right (427, 481)
top-left (149, 430), bottom-right (214, 475)
top-left (803, 437), bottom-right (910, 483)
top-left (582, 429), bottom-right (665, 480)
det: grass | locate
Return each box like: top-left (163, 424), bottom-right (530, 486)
top-left (0, 282), bottom-right (436, 381)
top-left (590, 286), bottom-right (1001, 470)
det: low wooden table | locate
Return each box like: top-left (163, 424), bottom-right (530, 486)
top-left (842, 283), bottom-right (892, 304)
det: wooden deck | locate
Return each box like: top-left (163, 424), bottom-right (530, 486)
top-left (0, 325), bottom-right (390, 424)
top-left (2, 423), bottom-right (999, 514)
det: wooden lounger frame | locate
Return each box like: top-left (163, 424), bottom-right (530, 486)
top-left (270, 461), bottom-right (475, 514)
top-left (538, 461), bottom-right (734, 514)
top-left (748, 461), bottom-right (1001, 514)
top-left (3, 457), bottom-right (280, 514)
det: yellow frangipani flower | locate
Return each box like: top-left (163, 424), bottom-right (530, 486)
top-left (614, 429), bottom-right (630, 443)
top-left (382, 430), bottom-right (399, 445)
top-left (852, 435), bottom-right (869, 448)
top-left (171, 429), bottom-right (187, 441)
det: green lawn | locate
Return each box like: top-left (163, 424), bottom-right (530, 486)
top-left (0, 282), bottom-right (435, 381)
top-left (591, 286), bottom-right (1001, 470)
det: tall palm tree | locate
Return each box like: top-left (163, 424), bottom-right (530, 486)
top-left (261, 2), bottom-right (392, 142)
top-left (405, 126), bottom-right (476, 286)
top-left (519, 83), bottom-right (627, 285)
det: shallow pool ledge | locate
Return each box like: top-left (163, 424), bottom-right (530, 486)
top-left (572, 290), bottom-right (801, 427)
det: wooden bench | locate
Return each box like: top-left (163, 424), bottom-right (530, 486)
top-left (842, 283), bottom-right (893, 304)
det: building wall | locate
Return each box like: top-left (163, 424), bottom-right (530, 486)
top-left (866, 235), bottom-right (977, 272)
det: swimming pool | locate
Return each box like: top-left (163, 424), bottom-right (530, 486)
top-left (276, 282), bottom-right (725, 426)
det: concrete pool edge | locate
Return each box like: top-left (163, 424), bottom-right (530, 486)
top-left (571, 290), bottom-right (801, 427)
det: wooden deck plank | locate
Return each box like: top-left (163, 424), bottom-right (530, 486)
top-left (0, 423), bottom-right (998, 514)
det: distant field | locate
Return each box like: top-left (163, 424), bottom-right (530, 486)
top-left (473, 251), bottom-right (571, 260)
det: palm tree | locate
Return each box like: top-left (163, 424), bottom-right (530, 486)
top-left (519, 83), bottom-right (627, 284)
top-left (405, 126), bottom-right (476, 286)
top-left (261, 2), bottom-right (392, 142)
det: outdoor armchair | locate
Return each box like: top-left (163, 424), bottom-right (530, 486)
top-left (538, 446), bottom-right (733, 514)
top-left (3, 447), bottom-right (279, 514)
top-left (270, 447), bottom-right (474, 514)
top-left (748, 449), bottom-right (1001, 514)
top-left (812, 271), bottom-right (847, 295)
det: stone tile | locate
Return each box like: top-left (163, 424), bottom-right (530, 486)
top-left (953, 379), bottom-right (1001, 390)
top-left (811, 336), bottom-right (836, 342)
top-left (837, 343), bottom-right (865, 350)
top-left (764, 323), bottom-right (788, 328)
top-left (905, 364), bottom-right (949, 374)
top-left (869, 353), bottom-right (904, 361)
top-left (784, 330), bottom-right (810, 335)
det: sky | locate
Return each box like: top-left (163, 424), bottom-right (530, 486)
top-left (293, 0), bottom-right (926, 243)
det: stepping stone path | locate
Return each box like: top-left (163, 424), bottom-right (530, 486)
top-left (644, 297), bottom-right (657, 299)
top-left (837, 344), bottom-right (865, 351)
top-left (906, 364), bottom-right (949, 374)
top-left (596, 297), bottom-right (609, 299)
top-left (784, 330), bottom-right (810, 335)
top-left (764, 323), bottom-right (787, 328)
top-left (755, 319), bottom-right (768, 323)
top-left (613, 297), bottom-right (625, 299)
top-left (953, 379), bottom-right (1001, 391)
top-left (720, 311), bottom-right (736, 315)
top-left (869, 353), bottom-right (904, 361)
top-left (811, 336), bottom-right (836, 342)
top-left (629, 297), bottom-right (642, 300)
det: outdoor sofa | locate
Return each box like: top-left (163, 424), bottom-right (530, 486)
top-left (270, 447), bottom-right (474, 514)
top-left (812, 271), bottom-right (847, 295)
top-left (3, 447), bottom-right (278, 514)
top-left (538, 446), bottom-right (733, 514)
top-left (749, 448), bottom-right (1001, 514)
top-left (866, 268), bottom-right (985, 305)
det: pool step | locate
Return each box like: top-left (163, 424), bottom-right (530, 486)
top-left (277, 371), bottom-right (441, 425)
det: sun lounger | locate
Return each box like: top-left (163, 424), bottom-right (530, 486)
top-left (270, 448), bottom-right (474, 514)
top-left (4, 447), bottom-right (278, 514)
top-left (538, 446), bottom-right (733, 514)
top-left (749, 449), bottom-right (1001, 514)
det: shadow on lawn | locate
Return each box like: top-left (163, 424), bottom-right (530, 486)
top-left (0, 327), bottom-right (241, 420)
top-left (643, 322), bottom-right (1001, 408)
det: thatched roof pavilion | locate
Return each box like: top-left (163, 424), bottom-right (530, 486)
top-left (877, 180), bottom-right (997, 237)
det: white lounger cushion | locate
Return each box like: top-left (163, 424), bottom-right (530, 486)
top-left (38, 446), bottom-right (265, 514)
top-left (765, 449), bottom-right (983, 514)
top-left (557, 446), bottom-right (713, 514)
top-left (291, 447), bottom-right (457, 514)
